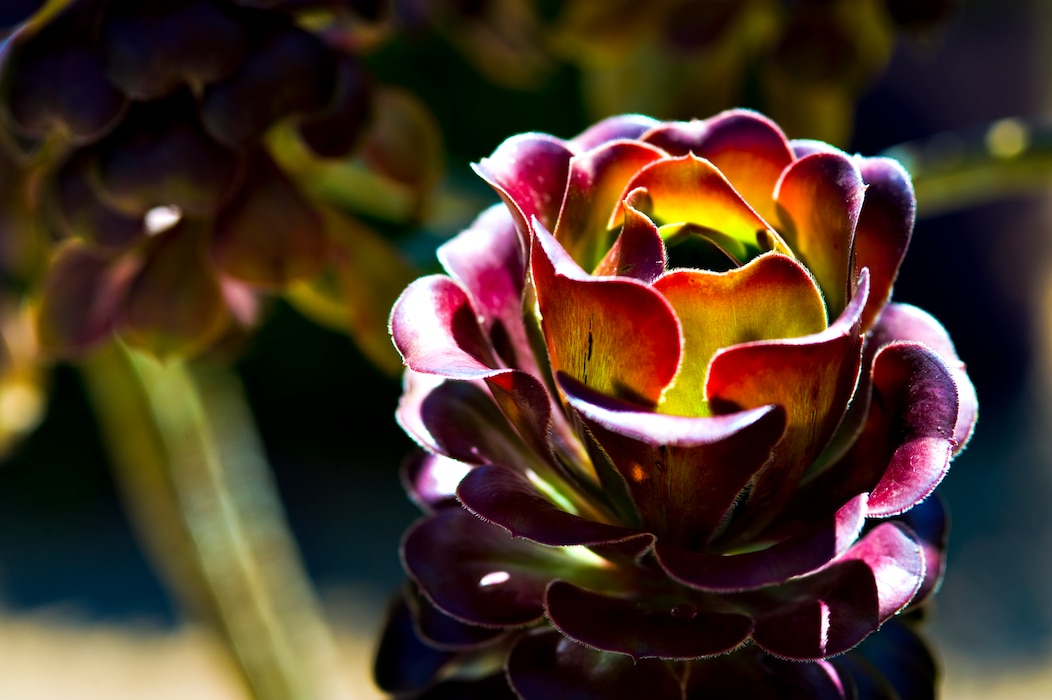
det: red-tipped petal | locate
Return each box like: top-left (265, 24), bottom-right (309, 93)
top-left (532, 222), bottom-right (681, 407)
top-left (774, 151), bottom-right (865, 320)
top-left (571, 114), bottom-right (659, 151)
top-left (709, 271), bottom-right (869, 536)
top-left (644, 109), bottom-right (795, 225)
top-left (553, 139), bottom-right (665, 269)
top-left (853, 157), bottom-right (916, 331)
top-left (592, 199), bottom-right (666, 282)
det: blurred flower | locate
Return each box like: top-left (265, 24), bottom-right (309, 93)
top-left (0, 0), bottom-right (429, 366)
top-left (377, 109), bottom-right (977, 697)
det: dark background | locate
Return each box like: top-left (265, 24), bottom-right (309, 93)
top-left (1, 0), bottom-right (1050, 685)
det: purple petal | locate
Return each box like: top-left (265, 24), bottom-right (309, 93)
top-left (560, 373), bottom-right (785, 548)
top-left (406, 584), bottom-right (507, 651)
top-left (685, 646), bottom-right (849, 699)
top-left (402, 508), bottom-right (558, 627)
top-left (457, 464), bottom-right (648, 547)
top-left (507, 630), bottom-right (683, 700)
top-left (400, 450), bottom-right (471, 512)
top-left (853, 157), bottom-right (916, 331)
top-left (437, 205), bottom-right (531, 371)
top-left (389, 275), bottom-right (498, 379)
top-left (747, 523), bottom-right (923, 659)
top-left (655, 495), bottom-right (866, 592)
top-left (894, 494), bottom-right (948, 608)
top-left (545, 581), bottom-right (753, 660)
top-left (864, 343), bottom-right (959, 517)
top-left (372, 593), bottom-right (457, 694)
top-left (571, 114), bottom-right (660, 151)
top-left (869, 303), bottom-right (977, 454)
top-left (483, 370), bottom-right (557, 471)
top-left (473, 133), bottom-right (574, 241)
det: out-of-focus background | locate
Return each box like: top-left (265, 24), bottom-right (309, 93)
top-left (1, 0), bottom-right (1051, 697)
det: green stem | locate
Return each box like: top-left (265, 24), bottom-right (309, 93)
top-left (880, 116), bottom-right (1052, 218)
top-left (80, 343), bottom-right (352, 700)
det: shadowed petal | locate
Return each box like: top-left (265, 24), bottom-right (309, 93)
top-left (403, 509), bottom-right (558, 627)
top-left (457, 464), bottom-right (648, 546)
top-left (774, 151), bottom-right (864, 319)
top-left (373, 593), bottom-right (457, 695)
top-left (655, 253), bottom-right (827, 417)
top-left (532, 221), bottom-right (681, 407)
top-left (545, 580), bottom-right (753, 660)
top-left (560, 373), bottom-right (785, 548)
top-left (390, 275), bottom-right (498, 379)
top-left (507, 630), bottom-right (683, 700)
top-left (895, 495), bottom-right (948, 608)
top-left (853, 157), bottom-right (915, 331)
top-left (400, 450), bottom-right (471, 512)
top-left (833, 616), bottom-right (938, 700)
top-left (36, 241), bottom-right (136, 358)
top-left (405, 584), bottom-right (507, 651)
top-left (748, 523), bottom-right (922, 660)
top-left (685, 645), bottom-right (848, 700)
top-left (655, 495), bottom-right (865, 592)
top-left (438, 205), bottom-right (530, 370)
top-left (553, 139), bottom-right (666, 269)
top-left (778, 341), bottom-right (961, 533)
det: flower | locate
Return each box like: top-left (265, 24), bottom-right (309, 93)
top-left (377, 109), bottom-right (977, 697)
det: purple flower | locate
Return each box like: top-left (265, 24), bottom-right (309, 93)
top-left (377, 109), bottom-right (977, 698)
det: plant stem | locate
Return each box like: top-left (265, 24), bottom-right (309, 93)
top-left (80, 342), bottom-right (352, 700)
top-left (880, 116), bottom-right (1052, 218)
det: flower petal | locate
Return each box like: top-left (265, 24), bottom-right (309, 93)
top-left (438, 205), bottom-right (530, 370)
top-left (748, 523), bottom-right (923, 660)
top-left (400, 450), bottom-right (471, 512)
top-left (571, 113), bottom-right (659, 151)
top-left (592, 197), bottom-right (666, 282)
top-left (389, 275), bottom-right (498, 379)
top-left (507, 630), bottom-right (683, 700)
top-left (405, 584), bottom-right (507, 651)
top-left (853, 157), bottom-right (915, 331)
top-left (560, 373), bottom-right (785, 548)
top-left (655, 494), bottom-right (866, 592)
top-left (402, 509), bottom-right (555, 627)
top-left (473, 133), bottom-right (574, 243)
top-left (708, 271), bottom-right (868, 538)
top-left (685, 645), bottom-right (849, 700)
top-left (613, 154), bottom-right (782, 262)
top-left (654, 253), bottom-right (827, 417)
top-left (894, 495), bottom-right (948, 607)
top-left (457, 463), bottom-right (648, 546)
top-left (553, 139), bottom-right (666, 269)
top-left (545, 580), bottom-right (753, 660)
top-left (372, 592), bottom-right (457, 695)
top-left (774, 151), bottom-right (864, 320)
top-left (643, 109), bottom-right (795, 225)
top-left (532, 221), bottom-right (681, 407)
top-left (869, 303), bottom-right (977, 454)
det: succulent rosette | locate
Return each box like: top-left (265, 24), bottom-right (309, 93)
top-left (377, 109), bottom-right (977, 697)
